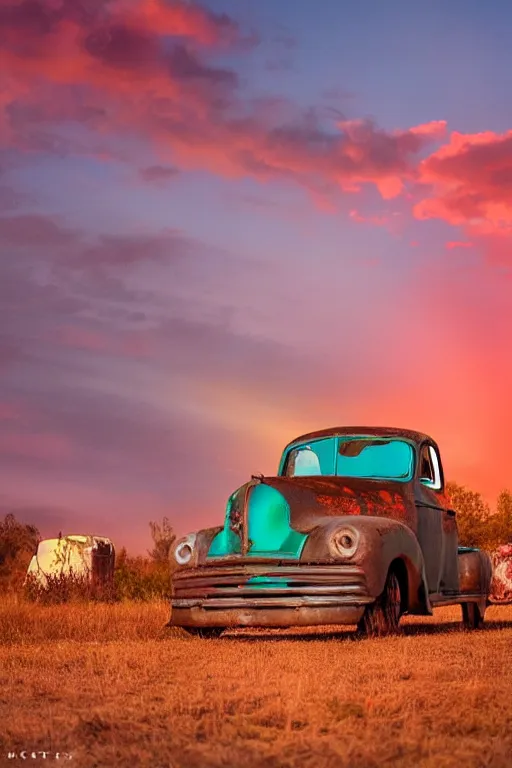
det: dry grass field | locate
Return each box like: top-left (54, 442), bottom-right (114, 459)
top-left (2, 598), bottom-right (512, 768)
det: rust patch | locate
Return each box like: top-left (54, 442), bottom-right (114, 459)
top-left (315, 488), bottom-right (408, 522)
top-left (317, 495), bottom-right (361, 515)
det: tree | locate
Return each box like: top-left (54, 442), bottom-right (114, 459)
top-left (445, 482), bottom-right (493, 549)
top-left (0, 513), bottom-right (40, 588)
top-left (116, 546), bottom-right (128, 567)
top-left (147, 517), bottom-right (176, 563)
top-left (491, 489), bottom-right (512, 547)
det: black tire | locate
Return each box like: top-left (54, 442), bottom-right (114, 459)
top-left (357, 571), bottom-right (402, 638)
top-left (182, 626), bottom-right (225, 639)
top-left (461, 602), bottom-right (484, 630)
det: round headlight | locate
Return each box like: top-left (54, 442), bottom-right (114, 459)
top-left (329, 526), bottom-right (360, 558)
top-left (174, 533), bottom-right (197, 566)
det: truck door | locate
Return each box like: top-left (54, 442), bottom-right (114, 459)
top-left (415, 443), bottom-right (459, 594)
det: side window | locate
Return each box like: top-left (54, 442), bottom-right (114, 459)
top-left (284, 438), bottom-right (335, 477)
top-left (287, 446), bottom-right (322, 476)
top-left (420, 445), bottom-right (434, 482)
top-left (419, 444), bottom-right (442, 490)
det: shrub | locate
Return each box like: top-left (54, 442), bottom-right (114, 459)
top-left (24, 570), bottom-right (117, 604)
top-left (0, 513), bottom-right (40, 594)
top-left (114, 549), bottom-right (173, 601)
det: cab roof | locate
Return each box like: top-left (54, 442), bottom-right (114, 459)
top-left (283, 426), bottom-right (435, 453)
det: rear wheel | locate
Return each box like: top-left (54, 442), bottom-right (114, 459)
top-left (182, 626), bottom-right (225, 639)
top-left (461, 602), bottom-right (484, 630)
top-left (357, 571), bottom-right (402, 638)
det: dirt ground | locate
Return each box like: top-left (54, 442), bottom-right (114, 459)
top-left (1, 598), bottom-right (512, 767)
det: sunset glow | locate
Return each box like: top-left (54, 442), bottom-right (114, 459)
top-left (1, 0), bottom-right (511, 551)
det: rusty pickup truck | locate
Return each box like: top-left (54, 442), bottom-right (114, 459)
top-left (169, 426), bottom-right (498, 637)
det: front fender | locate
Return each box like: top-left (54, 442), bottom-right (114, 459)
top-left (301, 515), bottom-right (430, 614)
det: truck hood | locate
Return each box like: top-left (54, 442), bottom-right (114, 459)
top-left (206, 474), bottom-right (416, 560)
top-left (258, 475), bottom-right (415, 533)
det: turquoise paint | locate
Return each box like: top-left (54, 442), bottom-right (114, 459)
top-left (246, 484), bottom-right (307, 558)
top-left (207, 525), bottom-right (241, 557)
top-left (207, 483), bottom-right (307, 559)
top-left (208, 491), bottom-right (242, 557)
top-left (247, 576), bottom-right (290, 589)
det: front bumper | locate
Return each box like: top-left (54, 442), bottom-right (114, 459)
top-left (170, 562), bottom-right (373, 628)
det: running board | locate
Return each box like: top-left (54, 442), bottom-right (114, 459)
top-left (429, 592), bottom-right (485, 607)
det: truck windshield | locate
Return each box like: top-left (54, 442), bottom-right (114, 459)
top-left (283, 436), bottom-right (414, 481)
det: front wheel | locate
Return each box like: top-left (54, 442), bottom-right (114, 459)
top-left (461, 602), bottom-right (484, 630)
top-left (182, 626), bottom-right (225, 639)
top-left (357, 571), bottom-right (402, 638)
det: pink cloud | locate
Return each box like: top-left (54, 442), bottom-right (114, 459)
top-left (0, 1), bottom-right (448, 204)
top-left (445, 240), bottom-right (474, 250)
top-left (0, 214), bottom-right (78, 247)
top-left (56, 325), bottom-right (154, 360)
top-left (0, 432), bottom-right (74, 462)
top-left (0, 402), bottom-right (22, 421)
top-left (349, 209), bottom-right (391, 227)
top-left (0, 0), bottom-right (242, 49)
top-left (414, 129), bottom-right (512, 259)
top-left (57, 326), bottom-right (112, 352)
top-left (5, 0), bottom-right (510, 262)
top-left (121, 0), bottom-right (245, 46)
top-left (349, 208), bottom-right (404, 235)
top-left (162, 117), bottom-right (447, 201)
top-left (138, 164), bottom-right (179, 183)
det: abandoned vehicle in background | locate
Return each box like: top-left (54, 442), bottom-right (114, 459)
top-left (169, 426), bottom-right (510, 638)
top-left (26, 534), bottom-right (115, 591)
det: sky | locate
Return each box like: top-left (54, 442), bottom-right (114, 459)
top-left (1, 0), bottom-right (511, 553)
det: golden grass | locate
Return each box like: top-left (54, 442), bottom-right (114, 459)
top-left (2, 599), bottom-right (512, 767)
top-left (0, 595), bottom-right (169, 645)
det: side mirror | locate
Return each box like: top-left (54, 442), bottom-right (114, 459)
top-left (420, 477), bottom-right (435, 488)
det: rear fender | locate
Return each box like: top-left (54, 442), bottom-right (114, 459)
top-left (458, 548), bottom-right (492, 595)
